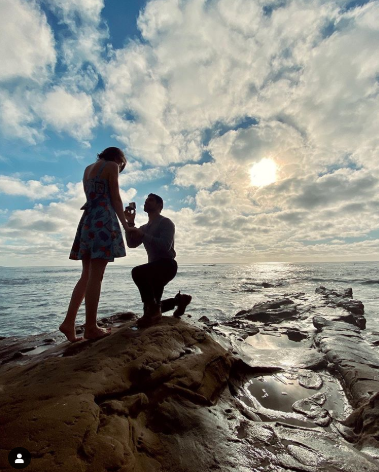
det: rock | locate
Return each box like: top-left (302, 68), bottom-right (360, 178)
top-left (199, 316), bottom-right (210, 323)
top-left (292, 391), bottom-right (331, 426)
top-left (341, 391), bottom-right (379, 451)
top-left (116, 311), bottom-right (136, 321)
top-left (315, 286), bottom-right (365, 329)
top-left (298, 370), bottom-right (323, 390)
top-left (235, 299), bottom-right (297, 324)
top-left (286, 328), bottom-right (307, 342)
top-left (20, 346), bottom-right (37, 353)
top-left (245, 306), bottom-right (297, 323)
top-left (315, 286), bottom-right (353, 299)
top-left (0, 319), bottom-right (236, 472)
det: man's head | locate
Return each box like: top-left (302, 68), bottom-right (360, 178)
top-left (144, 193), bottom-right (164, 214)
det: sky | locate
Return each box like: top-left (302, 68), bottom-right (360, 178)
top-left (0, 0), bottom-right (378, 267)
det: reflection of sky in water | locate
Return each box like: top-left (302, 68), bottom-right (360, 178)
top-left (247, 371), bottom-right (348, 423)
top-left (0, 262), bottom-right (378, 337)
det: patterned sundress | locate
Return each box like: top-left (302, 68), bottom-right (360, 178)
top-left (69, 161), bottom-right (126, 262)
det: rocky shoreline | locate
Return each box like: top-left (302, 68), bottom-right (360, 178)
top-left (0, 286), bottom-right (378, 471)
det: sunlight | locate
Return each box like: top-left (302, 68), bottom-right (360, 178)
top-left (250, 158), bottom-right (277, 187)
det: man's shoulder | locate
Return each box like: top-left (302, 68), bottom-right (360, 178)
top-left (160, 215), bottom-right (175, 227)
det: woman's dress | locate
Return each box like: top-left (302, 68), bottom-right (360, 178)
top-left (69, 161), bottom-right (126, 261)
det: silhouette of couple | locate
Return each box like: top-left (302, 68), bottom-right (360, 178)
top-left (59, 147), bottom-right (191, 342)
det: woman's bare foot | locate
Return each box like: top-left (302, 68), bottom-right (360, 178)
top-left (83, 326), bottom-right (111, 340)
top-left (59, 323), bottom-right (84, 343)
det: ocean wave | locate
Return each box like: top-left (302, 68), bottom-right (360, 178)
top-left (310, 277), bottom-right (379, 285)
top-left (0, 278), bottom-right (30, 286)
top-left (309, 278), bottom-right (351, 284)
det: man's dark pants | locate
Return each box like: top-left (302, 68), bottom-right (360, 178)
top-left (131, 258), bottom-right (178, 312)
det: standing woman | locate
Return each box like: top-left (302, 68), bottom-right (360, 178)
top-left (59, 147), bottom-right (131, 342)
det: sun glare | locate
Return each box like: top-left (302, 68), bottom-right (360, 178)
top-left (250, 158), bottom-right (277, 187)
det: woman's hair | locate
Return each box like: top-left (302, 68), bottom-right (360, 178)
top-left (97, 147), bottom-right (126, 172)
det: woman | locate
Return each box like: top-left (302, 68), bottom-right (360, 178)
top-left (59, 147), bottom-right (132, 342)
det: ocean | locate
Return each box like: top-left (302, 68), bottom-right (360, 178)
top-left (0, 262), bottom-right (378, 340)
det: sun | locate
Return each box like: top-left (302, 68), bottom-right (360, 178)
top-left (250, 158), bottom-right (277, 187)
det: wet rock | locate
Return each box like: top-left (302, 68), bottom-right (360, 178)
top-left (245, 306), bottom-right (298, 323)
top-left (261, 282), bottom-right (275, 288)
top-left (273, 423), bottom-right (379, 472)
top-left (235, 298), bottom-right (294, 318)
top-left (314, 330), bottom-right (379, 407)
top-left (0, 319), bottom-right (237, 472)
top-left (292, 392), bottom-right (331, 426)
top-left (235, 299), bottom-right (298, 324)
top-left (199, 316), bottom-right (210, 323)
top-left (287, 328), bottom-right (308, 342)
top-left (115, 311), bottom-right (136, 321)
top-left (315, 286), bottom-right (365, 329)
top-left (316, 286), bottom-right (353, 299)
top-left (235, 343), bottom-right (326, 371)
top-left (20, 346), bottom-right (37, 353)
top-left (286, 444), bottom-right (320, 467)
top-left (298, 370), bottom-right (323, 390)
top-left (341, 391), bottom-right (379, 451)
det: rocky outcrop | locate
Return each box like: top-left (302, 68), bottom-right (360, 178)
top-left (315, 286), bottom-right (365, 328)
top-left (312, 287), bottom-right (379, 453)
top-left (0, 318), bottom-right (235, 472)
top-left (1, 286), bottom-right (379, 471)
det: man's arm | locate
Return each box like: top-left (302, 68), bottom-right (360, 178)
top-left (125, 227), bottom-right (144, 248)
top-left (142, 219), bottom-right (175, 251)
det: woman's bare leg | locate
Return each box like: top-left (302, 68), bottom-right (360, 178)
top-left (83, 258), bottom-right (111, 340)
top-left (60, 257), bottom-right (90, 342)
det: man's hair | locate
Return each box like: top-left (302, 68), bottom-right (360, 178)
top-left (148, 193), bottom-right (164, 209)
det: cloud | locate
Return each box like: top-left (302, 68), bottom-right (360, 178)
top-left (36, 87), bottom-right (98, 141)
top-left (0, 176), bottom-right (60, 200)
top-left (0, 90), bottom-right (43, 144)
top-left (46, 0), bottom-right (104, 25)
top-left (119, 167), bottom-right (165, 187)
top-left (289, 169), bottom-right (378, 210)
top-left (174, 162), bottom-right (219, 189)
top-left (0, 0), bottom-right (103, 144)
top-left (2, 0), bottom-right (379, 263)
top-left (0, 0), bottom-right (56, 82)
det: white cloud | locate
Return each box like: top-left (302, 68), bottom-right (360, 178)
top-left (0, 0), bottom-right (56, 82)
top-left (174, 162), bottom-right (220, 189)
top-left (119, 167), bottom-right (165, 187)
top-left (46, 0), bottom-right (104, 25)
top-left (36, 87), bottom-right (97, 141)
top-left (0, 176), bottom-right (60, 200)
top-left (1, 0), bottom-right (379, 263)
top-left (0, 90), bottom-right (43, 144)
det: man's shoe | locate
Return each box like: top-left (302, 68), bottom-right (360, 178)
top-left (173, 292), bottom-right (192, 318)
top-left (137, 300), bottom-right (162, 328)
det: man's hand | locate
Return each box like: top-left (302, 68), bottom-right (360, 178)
top-left (124, 206), bottom-right (136, 224)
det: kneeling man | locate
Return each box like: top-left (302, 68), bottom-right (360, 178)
top-left (125, 193), bottom-right (191, 327)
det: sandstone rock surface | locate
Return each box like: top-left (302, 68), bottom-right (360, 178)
top-left (0, 318), bottom-right (235, 472)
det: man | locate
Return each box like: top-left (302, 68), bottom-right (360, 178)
top-left (125, 193), bottom-right (191, 327)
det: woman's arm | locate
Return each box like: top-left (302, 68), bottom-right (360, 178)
top-left (108, 162), bottom-right (131, 232)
